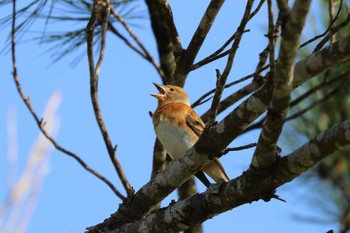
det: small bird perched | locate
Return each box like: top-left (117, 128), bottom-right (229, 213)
top-left (151, 83), bottom-right (229, 187)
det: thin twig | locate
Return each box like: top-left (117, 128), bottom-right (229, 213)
top-left (249, 0), bottom-right (266, 19)
top-left (192, 49), bottom-right (230, 71)
top-left (286, 83), bottom-right (345, 121)
top-left (244, 72), bottom-right (349, 133)
top-left (201, 78), bottom-right (264, 123)
top-left (290, 73), bottom-right (348, 107)
top-left (86, 0), bottom-right (133, 199)
top-left (255, 1), bottom-right (282, 79)
top-left (220, 143), bottom-right (257, 156)
top-left (174, 0), bottom-right (225, 84)
top-left (205, 0), bottom-right (255, 125)
top-left (191, 29), bottom-right (250, 71)
top-left (206, 69), bottom-right (224, 125)
top-left (299, 0), bottom-right (343, 48)
top-left (10, 0), bottom-right (124, 200)
top-left (314, 11), bottom-right (350, 52)
top-left (192, 73), bottom-right (255, 108)
top-left (109, 7), bottom-right (163, 77)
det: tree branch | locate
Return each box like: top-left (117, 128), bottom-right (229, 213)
top-left (201, 79), bottom-right (263, 123)
top-left (299, 0), bottom-right (343, 48)
top-left (314, 11), bottom-right (350, 52)
top-left (174, 0), bottom-right (225, 85)
top-left (252, 0), bottom-right (312, 169)
top-left (145, 0), bottom-right (179, 83)
top-left (10, 0), bottom-right (123, 199)
top-left (89, 119), bottom-right (350, 233)
top-left (86, 33), bottom-right (350, 232)
top-left (206, 0), bottom-right (254, 125)
top-left (191, 73), bottom-right (255, 109)
top-left (109, 7), bottom-right (163, 77)
top-left (86, 0), bottom-right (133, 199)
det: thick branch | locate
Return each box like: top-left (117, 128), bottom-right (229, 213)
top-left (87, 34), bottom-right (350, 231)
top-left (90, 120), bottom-right (350, 233)
top-left (252, 0), bottom-right (311, 169)
top-left (145, 0), bottom-right (179, 82)
top-left (211, 34), bottom-right (350, 121)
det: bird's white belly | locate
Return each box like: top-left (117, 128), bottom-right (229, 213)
top-left (155, 121), bottom-right (195, 160)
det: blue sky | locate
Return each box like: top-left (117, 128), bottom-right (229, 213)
top-left (0, 1), bottom-right (339, 232)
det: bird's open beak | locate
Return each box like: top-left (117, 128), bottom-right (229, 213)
top-left (151, 83), bottom-right (165, 100)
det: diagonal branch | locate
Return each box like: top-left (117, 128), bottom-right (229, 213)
top-left (87, 34), bottom-right (350, 231)
top-left (86, 0), bottom-right (133, 199)
top-left (89, 119), bottom-right (350, 233)
top-left (313, 11), bottom-right (350, 52)
top-left (145, 0), bottom-right (180, 83)
top-left (201, 79), bottom-right (263, 123)
top-left (252, 0), bottom-right (312, 169)
top-left (174, 0), bottom-right (225, 86)
top-left (299, 0), bottom-right (343, 48)
top-left (10, 0), bottom-right (123, 199)
top-left (206, 0), bottom-right (254, 125)
top-left (109, 7), bottom-right (163, 77)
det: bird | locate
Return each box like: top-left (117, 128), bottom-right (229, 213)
top-left (151, 83), bottom-right (229, 187)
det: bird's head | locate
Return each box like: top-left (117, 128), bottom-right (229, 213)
top-left (151, 83), bottom-right (190, 107)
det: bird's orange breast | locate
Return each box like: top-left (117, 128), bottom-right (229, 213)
top-left (152, 103), bottom-right (199, 160)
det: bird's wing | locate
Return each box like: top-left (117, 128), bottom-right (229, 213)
top-left (185, 108), bottom-right (205, 137)
top-left (186, 106), bottom-right (230, 183)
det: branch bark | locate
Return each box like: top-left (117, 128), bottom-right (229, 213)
top-left (89, 119), bottom-right (350, 233)
top-left (87, 35), bottom-right (350, 232)
top-left (252, 0), bottom-right (312, 169)
top-left (86, 0), bottom-right (133, 199)
top-left (10, 0), bottom-right (122, 198)
top-left (173, 0), bottom-right (225, 86)
top-left (145, 0), bottom-right (180, 82)
top-left (207, 34), bottom-right (350, 122)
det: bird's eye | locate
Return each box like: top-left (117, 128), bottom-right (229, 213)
top-left (169, 88), bottom-right (174, 92)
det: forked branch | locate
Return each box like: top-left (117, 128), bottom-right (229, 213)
top-left (10, 0), bottom-right (123, 199)
top-left (86, 0), bottom-right (133, 199)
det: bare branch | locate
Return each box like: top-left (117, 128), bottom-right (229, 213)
top-left (314, 11), bottom-right (350, 52)
top-left (205, 0), bottom-right (254, 125)
top-left (220, 142), bottom-right (257, 156)
top-left (86, 0), bottom-right (133, 199)
top-left (206, 69), bottom-right (224, 125)
top-left (178, 177), bottom-right (203, 233)
top-left (109, 7), bottom-right (163, 77)
top-left (190, 29), bottom-right (250, 71)
top-left (249, 0), bottom-right (266, 19)
top-left (201, 79), bottom-right (263, 122)
top-left (198, 9), bottom-right (283, 121)
top-left (252, 0), bottom-right (312, 169)
top-left (290, 71), bottom-right (349, 107)
top-left (244, 71), bottom-right (350, 133)
top-left (174, 0), bottom-right (225, 85)
top-left (145, 0), bottom-right (180, 83)
top-left (286, 83), bottom-right (346, 121)
top-left (86, 35), bottom-right (350, 230)
top-left (9, 0), bottom-right (123, 200)
top-left (89, 119), bottom-right (350, 233)
top-left (299, 0), bottom-right (343, 48)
